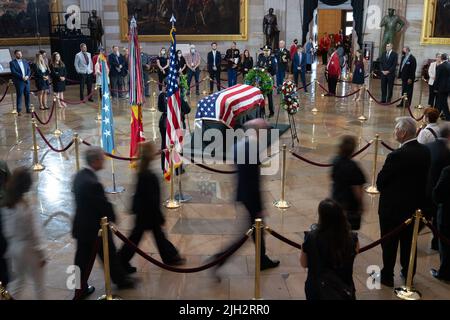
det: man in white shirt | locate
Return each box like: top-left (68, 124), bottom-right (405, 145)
top-left (428, 53), bottom-right (442, 108)
top-left (74, 43), bottom-right (94, 102)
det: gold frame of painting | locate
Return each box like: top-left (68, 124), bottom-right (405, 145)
top-left (0, 0), bottom-right (61, 46)
top-left (421, 0), bottom-right (450, 45)
top-left (119, 0), bottom-right (248, 42)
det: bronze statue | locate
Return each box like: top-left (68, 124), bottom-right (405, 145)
top-left (379, 8), bottom-right (405, 55)
top-left (88, 10), bottom-right (104, 51)
top-left (263, 8), bottom-right (279, 50)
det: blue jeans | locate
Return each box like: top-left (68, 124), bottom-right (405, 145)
top-left (276, 67), bottom-right (286, 89)
top-left (228, 68), bottom-right (238, 87)
top-left (14, 81), bottom-right (30, 113)
top-left (187, 68), bottom-right (200, 94)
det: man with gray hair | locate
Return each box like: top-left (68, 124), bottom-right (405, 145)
top-left (397, 46), bottom-right (417, 108)
top-left (376, 117), bottom-right (431, 287)
top-left (72, 147), bottom-right (134, 299)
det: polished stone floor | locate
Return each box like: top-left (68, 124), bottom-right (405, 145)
top-left (1, 64), bottom-right (449, 300)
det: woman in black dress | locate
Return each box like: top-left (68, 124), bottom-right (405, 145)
top-left (352, 49), bottom-right (365, 101)
top-left (176, 50), bottom-right (187, 75)
top-left (34, 53), bottom-right (50, 110)
top-left (156, 47), bottom-right (169, 91)
top-left (300, 199), bottom-right (359, 300)
top-left (118, 141), bottom-right (185, 273)
top-left (331, 135), bottom-right (366, 230)
top-left (241, 49), bottom-right (253, 81)
top-left (49, 52), bottom-right (67, 108)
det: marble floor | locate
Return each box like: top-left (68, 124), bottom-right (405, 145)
top-left (0, 65), bottom-right (449, 300)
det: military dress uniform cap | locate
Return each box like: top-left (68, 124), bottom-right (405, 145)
top-left (261, 45), bottom-right (272, 51)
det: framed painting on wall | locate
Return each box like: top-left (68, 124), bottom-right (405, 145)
top-left (0, 0), bottom-right (60, 46)
top-left (421, 0), bottom-right (450, 45)
top-left (119, 0), bottom-right (248, 42)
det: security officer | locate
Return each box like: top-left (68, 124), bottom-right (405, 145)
top-left (257, 45), bottom-right (276, 117)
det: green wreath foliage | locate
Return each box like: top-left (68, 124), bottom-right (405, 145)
top-left (179, 74), bottom-right (189, 97)
top-left (244, 68), bottom-right (274, 96)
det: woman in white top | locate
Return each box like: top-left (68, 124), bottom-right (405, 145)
top-left (417, 107), bottom-right (441, 144)
top-left (1, 167), bottom-right (46, 299)
top-left (428, 53), bottom-right (442, 108)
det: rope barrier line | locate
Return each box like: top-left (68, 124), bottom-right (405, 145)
top-left (0, 83), bottom-right (10, 103)
top-left (296, 81), bottom-right (314, 92)
top-left (358, 218), bottom-right (413, 254)
top-left (184, 155), bottom-right (238, 174)
top-left (290, 141), bottom-right (373, 168)
top-left (381, 140), bottom-right (396, 152)
top-left (422, 218), bottom-right (450, 247)
top-left (81, 140), bottom-right (138, 161)
top-left (35, 126), bottom-right (74, 153)
top-left (32, 102), bottom-right (56, 126)
top-left (265, 227), bottom-right (302, 250)
top-left (317, 81), bottom-right (360, 98)
top-left (366, 89), bottom-right (403, 106)
top-left (337, 74), bottom-right (370, 83)
top-left (407, 104), bottom-right (425, 122)
top-left (57, 91), bottom-right (96, 105)
top-left (110, 224), bottom-right (252, 273)
top-left (73, 236), bottom-right (100, 300)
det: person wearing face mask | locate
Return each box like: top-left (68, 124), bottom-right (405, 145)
top-left (207, 42), bottom-right (222, 94)
top-left (157, 47), bottom-right (169, 91)
top-left (257, 45), bottom-right (276, 117)
top-left (185, 44), bottom-right (201, 96)
top-left (176, 50), bottom-right (187, 75)
top-left (108, 45), bottom-right (126, 99)
top-left (397, 46), bottom-right (417, 108)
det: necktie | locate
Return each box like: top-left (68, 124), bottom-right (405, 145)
top-left (83, 52), bottom-right (89, 65)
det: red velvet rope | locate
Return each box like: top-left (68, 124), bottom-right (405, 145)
top-left (73, 236), bottom-right (100, 300)
top-left (381, 140), bottom-right (396, 152)
top-left (407, 104), bottom-right (425, 122)
top-left (423, 219), bottom-right (450, 247)
top-left (111, 225), bottom-right (251, 273)
top-left (290, 141), bottom-right (372, 168)
top-left (65, 78), bottom-right (80, 84)
top-left (32, 102), bottom-right (56, 126)
top-left (358, 219), bottom-right (412, 253)
top-left (296, 81), bottom-right (314, 92)
top-left (35, 126), bottom-right (74, 153)
top-left (58, 91), bottom-right (95, 105)
top-left (186, 155), bottom-right (238, 174)
top-left (337, 74), bottom-right (370, 83)
top-left (81, 140), bottom-right (138, 161)
top-left (366, 89), bottom-right (403, 106)
top-left (0, 83), bottom-right (10, 103)
top-left (265, 228), bottom-right (302, 250)
top-left (317, 81), bottom-right (360, 98)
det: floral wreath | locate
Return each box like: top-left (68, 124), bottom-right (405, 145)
top-left (281, 80), bottom-right (300, 115)
top-left (244, 67), bottom-right (274, 96)
top-left (179, 74), bottom-right (189, 98)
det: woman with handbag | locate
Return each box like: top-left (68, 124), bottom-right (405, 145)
top-left (330, 135), bottom-right (366, 230)
top-left (300, 199), bottom-right (359, 300)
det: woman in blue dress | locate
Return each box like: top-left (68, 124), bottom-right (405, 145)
top-left (352, 50), bottom-right (365, 101)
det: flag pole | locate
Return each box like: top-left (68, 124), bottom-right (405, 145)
top-left (175, 163), bottom-right (192, 203)
top-left (105, 157), bottom-right (125, 194)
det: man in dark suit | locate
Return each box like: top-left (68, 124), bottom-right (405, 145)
top-left (376, 117), bottom-right (431, 287)
top-left (431, 164), bottom-right (450, 281)
top-left (293, 45), bottom-right (308, 92)
top-left (426, 125), bottom-right (450, 250)
top-left (434, 53), bottom-right (450, 121)
top-left (207, 42), bottom-right (222, 93)
top-left (72, 147), bottom-right (134, 299)
top-left (397, 46), bottom-right (417, 107)
top-left (9, 50), bottom-right (31, 115)
top-left (379, 43), bottom-right (398, 103)
top-left (108, 45), bottom-right (126, 99)
top-left (212, 119), bottom-right (279, 277)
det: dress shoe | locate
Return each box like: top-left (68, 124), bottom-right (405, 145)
top-left (17, 112), bottom-right (22, 116)
top-left (88, 98), bottom-right (94, 102)
top-left (268, 112), bottom-right (274, 118)
top-left (261, 258), bottom-right (280, 270)
top-left (122, 262), bottom-right (137, 274)
top-left (116, 277), bottom-right (135, 289)
top-left (196, 91), bottom-right (200, 96)
top-left (380, 276), bottom-right (394, 287)
top-left (78, 285), bottom-right (95, 299)
top-left (396, 104), bottom-right (404, 108)
top-left (165, 256), bottom-right (186, 266)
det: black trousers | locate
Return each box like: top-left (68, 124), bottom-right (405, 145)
top-left (322, 52), bottom-right (328, 65)
top-left (74, 232), bottom-right (127, 292)
top-left (158, 72), bottom-right (167, 91)
top-left (0, 258), bottom-right (8, 286)
top-left (209, 70), bottom-right (221, 92)
top-left (380, 218), bottom-right (416, 279)
top-left (267, 92), bottom-right (274, 115)
top-left (294, 70), bottom-right (307, 91)
top-left (436, 92), bottom-right (450, 120)
top-left (110, 75), bottom-right (124, 98)
top-left (119, 222), bottom-right (179, 264)
top-left (381, 74), bottom-right (395, 103)
top-left (428, 84), bottom-right (436, 107)
top-left (401, 80), bottom-right (414, 106)
top-left (328, 76), bottom-right (338, 95)
top-left (79, 73), bottom-right (93, 100)
top-left (438, 223), bottom-right (450, 279)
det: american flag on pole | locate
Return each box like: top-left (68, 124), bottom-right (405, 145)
top-left (100, 53), bottom-right (115, 154)
top-left (195, 84), bottom-right (265, 128)
top-left (164, 15), bottom-right (183, 181)
top-left (129, 17), bottom-right (145, 162)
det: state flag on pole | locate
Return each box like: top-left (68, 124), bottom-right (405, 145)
top-left (100, 53), bottom-right (115, 154)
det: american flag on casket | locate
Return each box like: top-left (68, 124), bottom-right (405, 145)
top-left (195, 84), bottom-right (265, 128)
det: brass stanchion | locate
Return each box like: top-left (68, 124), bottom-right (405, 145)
top-left (29, 105), bottom-right (40, 151)
top-left (31, 118), bottom-right (45, 172)
top-left (311, 80), bottom-right (319, 113)
top-left (53, 98), bottom-right (62, 136)
top-left (175, 164), bottom-right (192, 203)
top-left (9, 80), bottom-right (17, 115)
top-left (401, 94), bottom-right (407, 117)
top-left (273, 145), bottom-right (290, 209)
top-left (0, 282), bottom-right (13, 300)
top-left (96, 85), bottom-right (102, 122)
top-left (150, 91), bottom-right (157, 112)
top-left (74, 132), bottom-right (80, 171)
top-left (365, 134), bottom-right (379, 194)
top-left (165, 145), bottom-right (181, 209)
top-left (358, 85), bottom-right (368, 121)
top-left (415, 78), bottom-right (424, 109)
top-left (203, 76), bottom-right (209, 96)
top-left (254, 219), bottom-right (262, 300)
top-left (98, 217), bottom-right (122, 300)
top-left (394, 209), bottom-right (422, 300)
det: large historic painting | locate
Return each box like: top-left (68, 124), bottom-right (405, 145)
top-left (421, 0), bottom-right (450, 45)
top-left (119, 0), bottom-right (248, 41)
top-left (0, 0), bottom-right (59, 46)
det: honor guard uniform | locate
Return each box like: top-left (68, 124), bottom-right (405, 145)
top-left (257, 45), bottom-right (276, 117)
